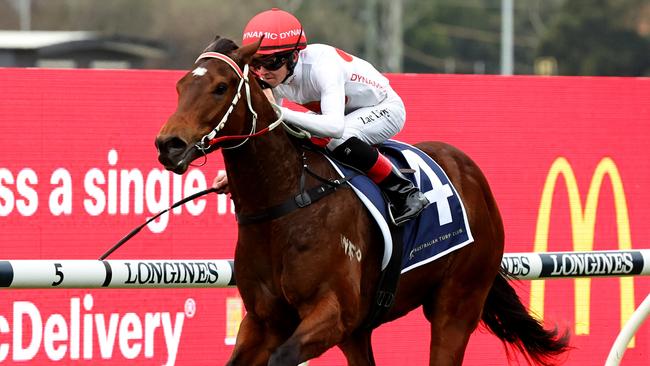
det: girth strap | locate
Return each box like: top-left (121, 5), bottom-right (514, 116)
top-left (363, 224), bottom-right (404, 330)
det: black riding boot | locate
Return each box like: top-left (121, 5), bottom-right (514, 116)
top-left (379, 166), bottom-right (430, 226)
top-left (331, 137), bottom-right (429, 225)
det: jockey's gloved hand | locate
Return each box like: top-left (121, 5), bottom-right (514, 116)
top-left (212, 171), bottom-right (230, 194)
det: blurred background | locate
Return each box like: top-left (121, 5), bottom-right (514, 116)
top-left (0, 0), bottom-right (649, 75)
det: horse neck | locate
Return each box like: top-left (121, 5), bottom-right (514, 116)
top-left (222, 96), bottom-right (303, 215)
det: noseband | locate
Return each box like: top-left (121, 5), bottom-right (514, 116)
top-left (193, 52), bottom-right (284, 152)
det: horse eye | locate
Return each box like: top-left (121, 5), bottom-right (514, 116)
top-left (213, 83), bottom-right (228, 95)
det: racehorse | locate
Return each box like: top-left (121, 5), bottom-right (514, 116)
top-left (155, 36), bottom-right (570, 366)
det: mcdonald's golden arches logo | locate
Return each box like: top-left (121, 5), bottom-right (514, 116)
top-left (531, 157), bottom-right (636, 346)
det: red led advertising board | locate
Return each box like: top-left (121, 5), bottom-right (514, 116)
top-left (0, 68), bottom-right (648, 365)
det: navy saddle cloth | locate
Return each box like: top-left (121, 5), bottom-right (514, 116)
top-left (325, 139), bottom-right (474, 273)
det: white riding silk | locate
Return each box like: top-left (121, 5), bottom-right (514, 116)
top-left (272, 44), bottom-right (407, 149)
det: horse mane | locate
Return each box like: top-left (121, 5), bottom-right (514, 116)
top-left (202, 36), bottom-right (239, 54)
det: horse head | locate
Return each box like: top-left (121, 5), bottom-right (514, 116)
top-left (155, 36), bottom-right (264, 174)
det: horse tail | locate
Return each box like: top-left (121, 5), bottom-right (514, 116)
top-left (481, 271), bottom-right (571, 366)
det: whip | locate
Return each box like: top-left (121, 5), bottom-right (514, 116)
top-left (98, 187), bottom-right (219, 260)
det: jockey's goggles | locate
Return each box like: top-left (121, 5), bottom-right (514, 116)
top-left (251, 51), bottom-right (294, 71)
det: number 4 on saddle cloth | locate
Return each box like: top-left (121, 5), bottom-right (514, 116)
top-left (326, 139), bottom-right (474, 274)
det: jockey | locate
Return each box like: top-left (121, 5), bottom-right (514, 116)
top-left (214, 8), bottom-right (429, 225)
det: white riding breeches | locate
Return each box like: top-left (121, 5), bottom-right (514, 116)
top-left (326, 89), bottom-right (406, 150)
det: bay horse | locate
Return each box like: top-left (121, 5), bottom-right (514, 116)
top-left (155, 37), bottom-right (569, 366)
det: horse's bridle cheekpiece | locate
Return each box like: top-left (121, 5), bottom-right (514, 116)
top-left (193, 52), bottom-right (285, 152)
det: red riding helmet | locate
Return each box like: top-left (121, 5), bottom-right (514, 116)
top-left (242, 8), bottom-right (307, 55)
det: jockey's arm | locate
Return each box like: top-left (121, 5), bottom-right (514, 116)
top-left (212, 170), bottom-right (230, 194)
top-left (263, 88), bottom-right (276, 104)
top-left (280, 66), bottom-right (346, 138)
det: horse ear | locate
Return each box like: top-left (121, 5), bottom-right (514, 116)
top-left (232, 37), bottom-right (263, 66)
top-left (202, 35), bottom-right (221, 53)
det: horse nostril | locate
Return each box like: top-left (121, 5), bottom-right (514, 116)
top-left (156, 136), bottom-right (188, 157)
top-left (167, 137), bottom-right (187, 152)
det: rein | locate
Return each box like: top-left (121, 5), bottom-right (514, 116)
top-left (99, 187), bottom-right (218, 260)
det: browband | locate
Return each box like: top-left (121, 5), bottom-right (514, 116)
top-left (195, 52), bottom-right (244, 78)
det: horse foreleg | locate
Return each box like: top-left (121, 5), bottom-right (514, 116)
top-left (226, 313), bottom-right (283, 366)
top-left (339, 330), bottom-right (376, 366)
top-left (268, 292), bottom-right (346, 366)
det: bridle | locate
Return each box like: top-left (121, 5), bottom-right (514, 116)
top-left (192, 51), bottom-right (285, 153)
top-left (187, 54), bottom-right (353, 226)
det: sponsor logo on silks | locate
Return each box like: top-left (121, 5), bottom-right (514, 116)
top-left (0, 294), bottom-right (190, 365)
top-left (349, 73), bottom-right (386, 90)
top-left (530, 157), bottom-right (637, 345)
